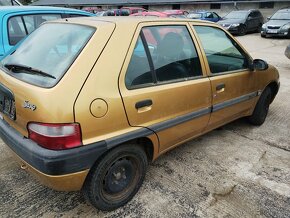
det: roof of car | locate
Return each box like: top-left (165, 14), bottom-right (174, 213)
top-left (49, 16), bottom-right (212, 27)
top-left (0, 6), bottom-right (93, 15)
top-left (278, 8), bottom-right (290, 12)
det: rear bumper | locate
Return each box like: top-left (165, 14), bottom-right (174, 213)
top-left (0, 118), bottom-right (108, 190)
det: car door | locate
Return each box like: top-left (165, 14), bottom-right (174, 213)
top-left (119, 22), bottom-right (212, 153)
top-left (246, 12), bottom-right (256, 31)
top-left (193, 24), bottom-right (258, 130)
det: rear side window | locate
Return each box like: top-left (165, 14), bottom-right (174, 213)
top-left (125, 37), bottom-right (153, 87)
top-left (126, 25), bottom-right (202, 89)
top-left (194, 26), bottom-right (250, 74)
top-left (2, 23), bottom-right (95, 87)
top-left (8, 14), bottom-right (61, 45)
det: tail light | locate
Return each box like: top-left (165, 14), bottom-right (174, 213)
top-left (28, 122), bottom-right (82, 150)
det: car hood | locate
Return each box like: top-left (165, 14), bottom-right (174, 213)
top-left (218, 18), bottom-right (245, 24)
top-left (265, 19), bottom-right (290, 27)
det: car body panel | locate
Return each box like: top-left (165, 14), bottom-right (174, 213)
top-left (118, 21), bottom-right (211, 152)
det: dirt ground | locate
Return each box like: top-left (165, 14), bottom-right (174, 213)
top-left (0, 33), bottom-right (289, 218)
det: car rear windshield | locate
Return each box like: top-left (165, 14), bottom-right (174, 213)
top-left (0, 23), bottom-right (95, 88)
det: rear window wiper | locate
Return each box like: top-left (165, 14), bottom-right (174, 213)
top-left (4, 64), bottom-right (56, 79)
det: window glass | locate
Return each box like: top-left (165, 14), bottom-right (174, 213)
top-left (143, 26), bottom-right (202, 82)
top-left (68, 14), bottom-right (88, 18)
top-left (23, 14), bottom-right (61, 34)
top-left (194, 26), bottom-right (249, 74)
top-left (8, 16), bottom-right (26, 45)
top-left (125, 36), bottom-right (153, 88)
top-left (2, 23), bottom-right (95, 87)
top-left (212, 13), bottom-right (219, 19)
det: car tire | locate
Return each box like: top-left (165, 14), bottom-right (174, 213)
top-left (248, 87), bottom-right (272, 126)
top-left (256, 24), bottom-right (262, 33)
top-left (82, 144), bottom-right (148, 211)
top-left (238, 25), bottom-right (246, 36)
top-left (261, 34), bottom-right (266, 38)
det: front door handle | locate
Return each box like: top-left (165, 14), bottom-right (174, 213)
top-left (216, 83), bottom-right (225, 93)
top-left (135, 99), bottom-right (153, 109)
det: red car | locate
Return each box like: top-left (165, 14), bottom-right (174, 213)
top-left (163, 9), bottom-right (188, 17)
top-left (130, 11), bottom-right (169, 17)
top-left (121, 7), bottom-right (147, 15)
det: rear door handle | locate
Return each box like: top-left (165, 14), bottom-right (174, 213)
top-left (135, 99), bottom-right (153, 109)
top-left (216, 83), bottom-right (225, 93)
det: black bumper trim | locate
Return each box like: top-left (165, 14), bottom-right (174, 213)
top-left (0, 118), bottom-right (107, 175)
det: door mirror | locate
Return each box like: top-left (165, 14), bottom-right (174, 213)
top-left (267, 16), bottom-right (270, 21)
top-left (252, 59), bottom-right (268, 71)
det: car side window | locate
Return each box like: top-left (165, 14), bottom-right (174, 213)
top-left (8, 14), bottom-right (62, 45)
top-left (8, 16), bottom-right (26, 45)
top-left (206, 12), bottom-right (213, 18)
top-left (67, 14), bottom-right (88, 18)
top-left (212, 13), bottom-right (219, 19)
top-left (125, 36), bottom-right (153, 88)
top-left (126, 25), bottom-right (202, 89)
top-left (194, 26), bottom-right (250, 74)
top-left (143, 26), bottom-right (202, 82)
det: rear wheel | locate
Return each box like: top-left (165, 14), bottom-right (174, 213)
top-left (238, 25), bottom-right (246, 36)
top-left (82, 144), bottom-right (148, 211)
top-left (248, 87), bottom-right (272, 126)
top-left (256, 23), bottom-right (262, 33)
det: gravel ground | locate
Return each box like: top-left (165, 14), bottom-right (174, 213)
top-left (0, 33), bottom-right (290, 218)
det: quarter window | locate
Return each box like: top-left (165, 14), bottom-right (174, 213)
top-left (194, 26), bottom-right (250, 74)
top-left (125, 25), bottom-right (202, 89)
top-left (125, 36), bottom-right (153, 88)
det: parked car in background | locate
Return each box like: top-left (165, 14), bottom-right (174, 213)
top-left (261, 8), bottom-right (290, 38)
top-left (0, 6), bottom-right (94, 59)
top-left (0, 0), bottom-right (21, 6)
top-left (121, 7), bottom-right (146, 15)
top-left (82, 7), bottom-right (103, 14)
top-left (0, 17), bottom-right (279, 211)
top-left (101, 9), bottom-right (130, 16)
top-left (163, 9), bottom-right (188, 17)
top-left (188, 11), bottom-right (221, 22)
top-left (130, 11), bottom-right (169, 17)
top-left (218, 9), bottom-right (264, 35)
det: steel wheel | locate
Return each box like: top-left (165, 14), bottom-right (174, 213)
top-left (82, 144), bottom-right (148, 211)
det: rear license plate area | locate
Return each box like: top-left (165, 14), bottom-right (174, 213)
top-left (0, 95), bottom-right (16, 120)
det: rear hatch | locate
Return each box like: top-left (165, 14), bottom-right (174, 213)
top-left (0, 19), bottom-right (115, 138)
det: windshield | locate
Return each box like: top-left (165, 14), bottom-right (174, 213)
top-left (224, 11), bottom-right (248, 19)
top-left (188, 13), bottom-right (202, 19)
top-left (1, 23), bottom-right (95, 87)
top-left (0, 0), bottom-right (20, 5)
top-left (271, 12), bottom-right (290, 20)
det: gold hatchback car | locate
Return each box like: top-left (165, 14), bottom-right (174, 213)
top-left (0, 17), bottom-right (279, 210)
